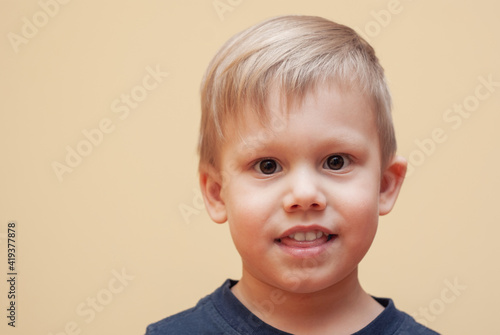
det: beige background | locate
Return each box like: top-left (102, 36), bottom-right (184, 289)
top-left (1, 1), bottom-right (499, 334)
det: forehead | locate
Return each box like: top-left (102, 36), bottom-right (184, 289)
top-left (224, 83), bottom-right (378, 151)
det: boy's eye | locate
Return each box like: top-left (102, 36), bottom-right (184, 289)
top-left (324, 154), bottom-right (349, 170)
top-left (255, 159), bottom-right (281, 175)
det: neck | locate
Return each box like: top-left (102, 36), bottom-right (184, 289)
top-left (231, 268), bottom-right (383, 335)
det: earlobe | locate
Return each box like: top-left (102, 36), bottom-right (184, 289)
top-left (379, 155), bottom-right (407, 216)
top-left (199, 165), bottom-right (227, 223)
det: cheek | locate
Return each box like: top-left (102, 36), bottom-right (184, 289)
top-left (334, 178), bottom-right (379, 208)
top-left (331, 185), bottom-right (380, 264)
top-left (225, 178), bottom-right (278, 215)
top-left (224, 185), bottom-right (273, 235)
top-left (332, 177), bottom-right (380, 230)
top-left (224, 192), bottom-right (275, 262)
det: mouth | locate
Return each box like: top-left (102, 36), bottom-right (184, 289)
top-left (275, 230), bottom-right (336, 244)
top-left (274, 226), bottom-right (337, 251)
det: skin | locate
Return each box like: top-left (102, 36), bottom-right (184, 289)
top-left (200, 83), bottom-right (407, 334)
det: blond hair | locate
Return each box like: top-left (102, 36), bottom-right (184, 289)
top-left (199, 15), bottom-right (396, 169)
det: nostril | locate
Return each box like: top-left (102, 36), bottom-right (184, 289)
top-left (284, 193), bottom-right (326, 212)
top-left (288, 203), bottom-right (322, 211)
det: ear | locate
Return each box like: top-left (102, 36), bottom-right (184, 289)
top-left (379, 155), bottom-right (407, 216)
top-left (199, 165), bottom-right (227, 224)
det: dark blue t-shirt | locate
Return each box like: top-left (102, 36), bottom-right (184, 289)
top-left (146, 279), bottom-right (439, 335)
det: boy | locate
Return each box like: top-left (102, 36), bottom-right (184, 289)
top-left (147, 15), bottom-right (439, 334)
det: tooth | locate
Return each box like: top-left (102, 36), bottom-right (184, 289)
top-left (288, 233), bottom-right (295, 239)
top-left (294, 232), bottom-right (306, 241)
top-left (316, 231), bottom-right (323, 238)
top-left (305, 232), bottom-right (317, 241)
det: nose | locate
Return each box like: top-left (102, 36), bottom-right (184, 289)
top-left (283, 167), bottom-right (326, 212)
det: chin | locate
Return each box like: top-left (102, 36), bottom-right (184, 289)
top-left (278, 264), bottom-right (360, 295)
top-left (273, 273), bottom-right (342, 295)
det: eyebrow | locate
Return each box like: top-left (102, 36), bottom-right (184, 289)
top-left (237, 130), bottom-right (369, 155)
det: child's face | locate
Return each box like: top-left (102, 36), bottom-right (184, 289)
top-left (201, 84), bottom-right (406, 294)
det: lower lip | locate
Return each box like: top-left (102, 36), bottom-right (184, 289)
top-left (275, 235), bottom-right (337, 258)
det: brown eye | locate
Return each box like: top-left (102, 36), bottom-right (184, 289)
top-left (325, 155), bottom-right (346, 170)
top-left (257, 159), bottom-right (280, 174)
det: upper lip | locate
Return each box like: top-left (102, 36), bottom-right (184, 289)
top-left (278, 224), bottom-right (335, 239)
